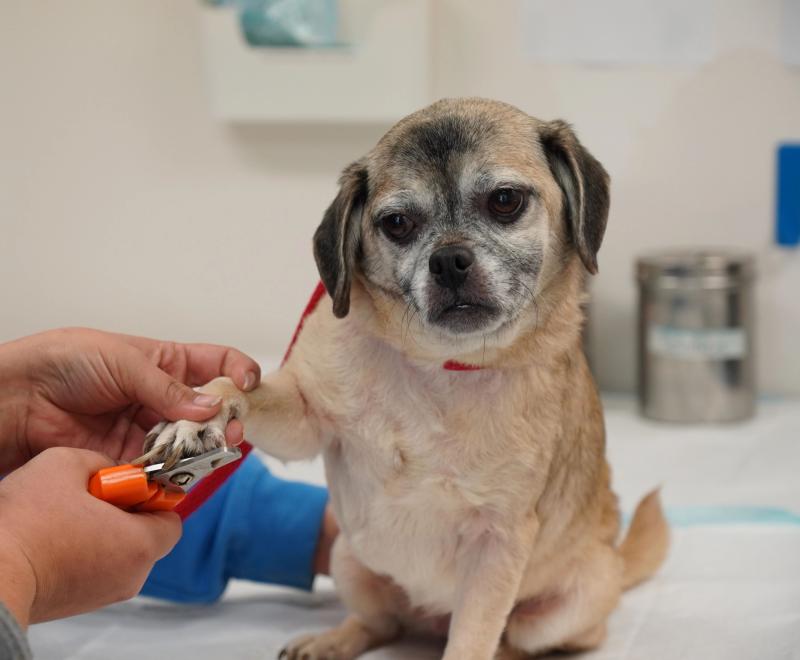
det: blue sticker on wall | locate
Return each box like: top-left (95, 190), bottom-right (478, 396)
top-left (777, 144), bottom-right (800, 247)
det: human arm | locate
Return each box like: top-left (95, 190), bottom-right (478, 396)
top-left (141, 453), bottom-right (337, 602)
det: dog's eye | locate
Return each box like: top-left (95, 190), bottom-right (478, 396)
top-left (380, 214), bottom-right (415, 241)
top-left (488, 188), bottom-right (524, 220)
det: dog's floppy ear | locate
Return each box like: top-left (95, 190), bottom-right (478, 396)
top-left (539, 121), bottom-right (610, 274)
top-left (313, 160), bottom-right (368, 318)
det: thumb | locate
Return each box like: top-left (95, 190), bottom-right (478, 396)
top-left (116, 347), bottom-right (222, 422)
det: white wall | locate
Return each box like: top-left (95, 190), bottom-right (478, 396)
top-left (1, 0), bottom-right (799, 394)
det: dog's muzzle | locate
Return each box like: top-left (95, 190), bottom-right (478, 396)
top-left (425, 245), bottom-right (501, 333)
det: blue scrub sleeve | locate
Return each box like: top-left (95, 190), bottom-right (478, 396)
top-left (140, 453), bottom-right (328, 603)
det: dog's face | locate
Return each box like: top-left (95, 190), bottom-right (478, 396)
top-left (314, 99), bottom-right (609, 351)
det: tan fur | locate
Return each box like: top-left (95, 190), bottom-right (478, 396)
top-left (149, 98), bottom-right (668, 659)
top-left (618, 490), bottom-right (670, 590)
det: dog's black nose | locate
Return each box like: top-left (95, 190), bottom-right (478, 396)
top-left (429, 245), bottom-right (474, 289)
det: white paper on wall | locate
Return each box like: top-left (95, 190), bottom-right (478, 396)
top-left (521, 0), bottom-right (714, 66)
top-left (782, 0), bottom-right (800, 67)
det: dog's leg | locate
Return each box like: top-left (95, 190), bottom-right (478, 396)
top-left (442, 516), bottom-right (538, 660)
top-left (141, 370), bottom-right (323, 467)
top-left (504, 542), bottom-right (622, 656)
top-left (280, 536), bottom-right (404, 660)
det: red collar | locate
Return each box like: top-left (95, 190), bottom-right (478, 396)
top-left (442, 360), bottom-right (483, 371)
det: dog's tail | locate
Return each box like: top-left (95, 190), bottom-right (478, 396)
top-left (618, 489), bottom-right (669, 591)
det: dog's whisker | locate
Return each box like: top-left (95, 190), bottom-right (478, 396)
top-left (400, 302), bottom-right (414, 348)
top-left (404, 304), bottom-right (422, 350)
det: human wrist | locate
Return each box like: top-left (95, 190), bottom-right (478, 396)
top-left (0, 530), bottom-right (37, 630)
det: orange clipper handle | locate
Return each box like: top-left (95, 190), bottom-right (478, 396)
top-left (89, 464), bottom-right (185, 512)
top-left (89, 464), bottom-right (155, 508)
top-left (136, 487), bottom-right (185, 512)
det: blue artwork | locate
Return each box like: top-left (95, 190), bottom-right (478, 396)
top-left (777, 144), bottom-right (800, 247)
top-left (208, 0), bottom-right (340, 48)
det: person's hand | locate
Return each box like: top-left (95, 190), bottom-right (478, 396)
top-left (0, 447), bottom-right (181, 628)
top-left (0, 328), bottom-right (261, 473)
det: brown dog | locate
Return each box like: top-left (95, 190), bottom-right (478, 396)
top-left (144, 98), bottom-right (668, 659)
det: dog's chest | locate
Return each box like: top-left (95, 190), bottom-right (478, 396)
top-left (319, 360), bottom-right (538, 611)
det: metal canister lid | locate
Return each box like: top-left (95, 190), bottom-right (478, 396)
top-left (636, 249), bottom-right (756, 289)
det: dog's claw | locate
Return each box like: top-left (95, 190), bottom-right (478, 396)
top-left (161, 443), bottom-right (183, 471)
top-left (141, 417), bottom-right (227, 468)
top-left (141, 422), bottom-right (167, 455)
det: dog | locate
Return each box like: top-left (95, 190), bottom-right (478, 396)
top-left (143, 98), bottom-right (668, 659)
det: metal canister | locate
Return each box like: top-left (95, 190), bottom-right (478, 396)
top-left (636, 250), bottom-right (756, 422)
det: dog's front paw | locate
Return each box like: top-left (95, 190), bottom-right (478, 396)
top-left (279, 630), bottom-right (362, 660)
top-left (279, 617), bottom-right (391, 660)
top-left (139, 377), bottom-right (247, 468)
top-left (141, 414), bottom-right (227, 469)
top-left (279, 632), bottom-right (348, 660)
